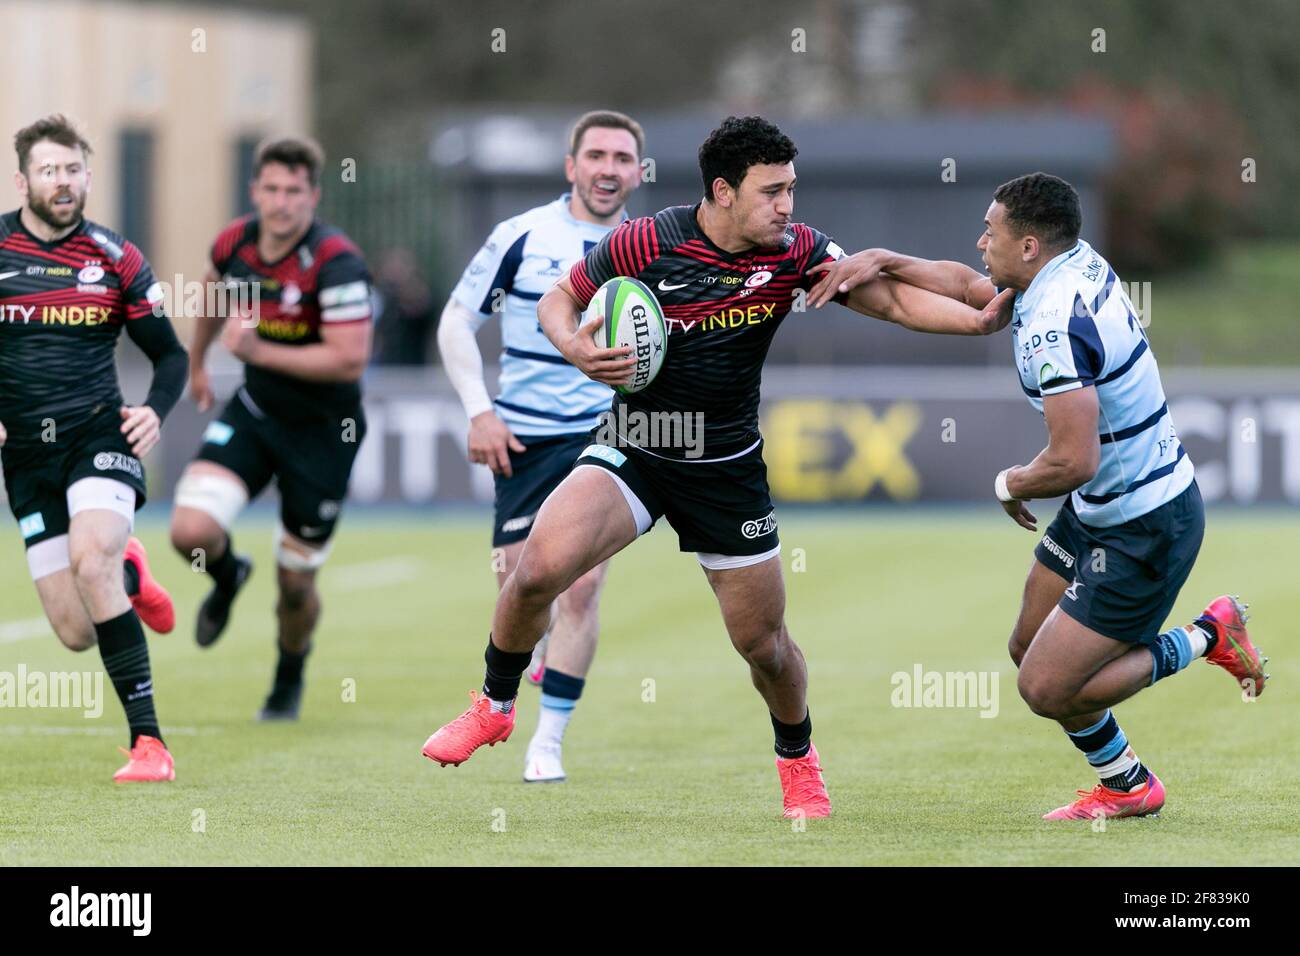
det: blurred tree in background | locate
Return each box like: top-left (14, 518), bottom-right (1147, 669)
top-left (918, 0), bottom-right (1298, 267)
top-left (165, 0), bottom-right (1297, 274)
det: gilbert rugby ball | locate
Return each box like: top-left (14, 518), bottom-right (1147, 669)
top-left (585, 276), bottom-right (667, 394)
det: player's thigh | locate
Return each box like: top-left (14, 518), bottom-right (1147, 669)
top-left (67, 505), bottom-right (132, 570)
top-left (492, 433), bottom-right (587, 588)
top-left (703, 554), bottom-right (787, 655)
top-left (512, 466), bottom-right (638, 596)
top-left (1014, 498), bottom-right (1086, 665)
top-left (272, 413), bottom-right (363, 552)
top-left (177, 395), bottom-right (274, 537)
top-left (1010, 557), bottom-right (1070, 667)
top-left (1017, 607), bottom-right (1131, 710)
top-left (494, 540), bottom-right (528, 590)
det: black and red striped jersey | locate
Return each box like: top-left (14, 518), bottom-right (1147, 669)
top-left (211, 215), bottom-right (371, 420)
top-left (0, 210), bottom-right (165, 448)
top-left (569, 203), bottom-right (842, 460)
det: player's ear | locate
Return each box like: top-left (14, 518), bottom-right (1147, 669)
top-left (13, 170), bottom-right (26, 197)
top-left (564, 153), bottom-right (577, 185)
top-left (710, 176), bottom-right (732, 208)
top-left (1022, 234), bottom-right (1039, 263)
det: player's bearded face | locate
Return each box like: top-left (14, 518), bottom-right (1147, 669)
top-left (568, 127), bottom-right (641, 221)
top-left (735, 164), bottom-right (795, 248)
top-left (252, 163), bottom-right (319, 240)
top-left (22, 143), bottom-right (89, 230)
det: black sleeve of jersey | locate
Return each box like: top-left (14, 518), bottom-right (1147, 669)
top-left (568, 218), bottom-right (657, 308)
top-left (125, 314), bottom-right (188, 421)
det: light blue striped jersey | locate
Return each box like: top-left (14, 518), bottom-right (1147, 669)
top-left (451, 194), bottom-right (616, 436)
top-left (1011, 239), bottom-right (1194, 527)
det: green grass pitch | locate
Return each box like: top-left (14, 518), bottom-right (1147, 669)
top-left (1, 508), bottom-right (1296, 865)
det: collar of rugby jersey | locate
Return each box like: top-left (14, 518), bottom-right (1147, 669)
top-left (555, 192), bottom-right (628, 234)
top-left (1014, 238), bottom-right (1090, 324)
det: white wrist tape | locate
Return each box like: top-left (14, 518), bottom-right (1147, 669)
top-left (995, 468), bottom-right (1016, 503)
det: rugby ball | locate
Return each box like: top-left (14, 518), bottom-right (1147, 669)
top-left (585, 276), bottom-right (667, 394)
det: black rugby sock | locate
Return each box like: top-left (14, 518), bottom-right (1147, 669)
top-left (207, 536), bottom-right (242, 593)
top-left (772, 711), bottom-right (813, 759)
top-left (483, 635), bottom-right (531, 708)
top-left (96, 610), bottom-right (163, 748)
top-left (122, 560), bottom-right (141, 597)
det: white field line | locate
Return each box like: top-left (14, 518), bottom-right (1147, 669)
top-left (330, 556), bottom-right (424, 593)
top-left (0, 617), bottom-right (52, 645)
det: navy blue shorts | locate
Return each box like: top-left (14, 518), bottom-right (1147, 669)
top-left (492, 432), bottom-right (590, 546)
top-left (1034, 480), bottom-right (1205, 644)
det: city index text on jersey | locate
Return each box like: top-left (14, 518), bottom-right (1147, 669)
top-left (0, 304), bottom-right (113, 326)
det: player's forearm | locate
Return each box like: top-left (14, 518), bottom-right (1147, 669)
top-left (538, 285), bottom-right (583, 358)
top-left (858, 278), bottom-right (990, 335)
top-left (1005, 449), bottom-right (1097, 499)
top-left (189, 314), bottom-right (225, 367)
top-left (245, 340), bottom-right (365, 383)
top-left (125, 313), bottom-right (189, 421)
top-left (881, 254), bottom-right (985, 305)
top-left (436, 299), bottom-right (493, 419)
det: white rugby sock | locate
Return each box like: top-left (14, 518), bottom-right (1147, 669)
top-left (1188, 623), bottom-right (1212, 658)
top-left (533, 701), bottom-right (575, 746)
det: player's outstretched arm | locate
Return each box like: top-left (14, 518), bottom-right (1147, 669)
top-left (808, 249), bottom-right (997, 309)
top-left (539, 277), bottom-right (635, 387)
top-left (838, 274), bottom-right (1015, 335)
top-left (437, 296), bottom-right (525, 477)
top-left (995, 387), bottom-right (1102, 530)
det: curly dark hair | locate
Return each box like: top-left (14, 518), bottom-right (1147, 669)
top-left (992, 172), bottom-right (1082, 251)
top-left (698, 116), bottom-right (797, 201)
top-left (15, 114), bottom-right (92, 174)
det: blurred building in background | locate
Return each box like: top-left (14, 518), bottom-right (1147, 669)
top-left (1, 0), bottom-right (311, 294)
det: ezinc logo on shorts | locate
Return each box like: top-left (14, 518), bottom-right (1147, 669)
top-left (741, 511), bottom-right (777, 540)
top-left (49, 886), bottom-right (151, 936)
top-left (93, 452), bottom-right (143, 480)
top-left (1039, 534), bottom-right (1074, 569)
